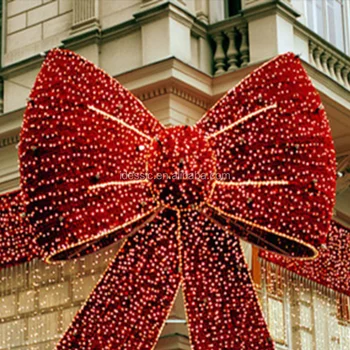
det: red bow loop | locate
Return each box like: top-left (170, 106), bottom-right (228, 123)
top-left (19, 49), bottom-right (163, 262)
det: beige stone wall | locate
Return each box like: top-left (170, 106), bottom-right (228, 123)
top-left (4, 0), bottom-right (73, 65)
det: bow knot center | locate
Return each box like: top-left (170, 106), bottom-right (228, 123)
top-left (148, 126), bottom-right (215, 210)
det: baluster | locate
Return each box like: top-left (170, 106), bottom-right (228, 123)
top-left (313, 46), bottom-right (322, 70)
top-left (328, 57), bottom-right (337, 80)
top-left (225, 28), bottom-right (239, 72)
top-left (320, 51), bottom-right (331, 76)
top-left (309, 41), bottom-right (316, 66)
top-left (334, 61), bottom-right (345, 85)
top-left (237, 23), bottom-right (249, 67)
top-left (212, 33), bottom-right (226, 76)
top-left (341, 67), bottom-right (350, 90)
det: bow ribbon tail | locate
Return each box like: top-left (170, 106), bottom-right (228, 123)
top-left (56, 209), bottom-right (181, 350)
top-left (179, 210), bottom-right (274, 349)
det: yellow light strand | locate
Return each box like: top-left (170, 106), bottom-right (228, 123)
top-left (44, 206), bottom-right (161, 263)
top-left (88, 105), bottom-right (153, 141)
top-left (88, 179), bottom-right (149, 191)
top-left (205, 202), bottom-right (318, 260)
top-left (206, 103), bottom-right (278, 140)
top-left (214, 179), bottom-right (289, 187)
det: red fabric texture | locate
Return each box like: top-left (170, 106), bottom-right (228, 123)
top-left (0, 190), bottom-right (38, 268)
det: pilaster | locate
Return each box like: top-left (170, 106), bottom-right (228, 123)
top-left (242, 0), bottom-right (300, 62)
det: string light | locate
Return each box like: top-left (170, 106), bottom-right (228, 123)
top-left (0, 49), bottom-right (337, 349)
top-left (197, 52), bottom-right (336, 255)
top-left (87, 105), bottom-right (154, 141)
top-left (260, 220), bottom-right (350, 296)
top-left (88, 179), bottom-right (149, 191)
top-left (0, 190), bottom-right (38, 268)
top-left (206, 103), bottom-right (278, 140)
top-left (214, 180), bottom-right (290, 187)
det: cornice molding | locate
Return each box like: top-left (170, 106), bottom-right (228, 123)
top-left (0, 54), bottom-right (45, 79)
top-left (137, 82), bottom-right (210, 110)
top-left (207, 15), bottom-right (247, 35)
top-left (116, 56), bottom-right (212, 95)
top-left (134, 0), bottom-right (194, 28)
top-left (62, 27), bottom-right (101, 51)
top-left (0, 107), bottom-right (23, 145)
top-left (0, 134), bottom-right (19, 148)
top-left (0, 179), bottom-right (20, 195)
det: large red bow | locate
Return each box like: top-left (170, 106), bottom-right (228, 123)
top-left (0, 49), bottom-right (336, 349)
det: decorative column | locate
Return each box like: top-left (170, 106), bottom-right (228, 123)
top-left (320, 51), bottom-right (331, 76)
top-left (341, 67), bottom-right (350, 90)
top-left (328, 57), bottom-right (337, 80)
top-left (237, 23), bottom-right (249, 67)
top-left (334, 61), bottom-right (345, 86)
top-left (212, 33), bottom-right (226, 76)
top-left (225, 28), bottom-right (239, 72)
top-left (313, 46), bottom-right (322, 70)
top-left (309, 41), bottom-right (316, 67)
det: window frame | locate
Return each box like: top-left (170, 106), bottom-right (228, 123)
top-left (303, 0), bottom-right (349, 54)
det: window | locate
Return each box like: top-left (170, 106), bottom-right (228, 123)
top-left (266, 264), bottom-right (284, 297)
top-left (265, 264), bottom-right (287, 344)
top-left (304, 0), bottom-right (346, 51)
top-left (226, 0), bottom-right (241, 17)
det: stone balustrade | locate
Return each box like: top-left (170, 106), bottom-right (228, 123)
top-left (209, 19), bottom-right (249, 76)
top-left (309, 39), bottom-right (350, 90)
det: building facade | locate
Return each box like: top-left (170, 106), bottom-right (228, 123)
top-left (0, 0), bottom-right (349, 349)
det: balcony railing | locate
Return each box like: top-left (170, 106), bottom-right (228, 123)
top-left (308, 38), bottom-right (350, 90)
top-left (209, 17), bottom-right (249, 76)
top-left (209, 14), bottom-right (350, 92)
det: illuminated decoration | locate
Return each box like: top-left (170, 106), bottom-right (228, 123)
top-left (0, 49), bottom-right (336, 349)
top-left (260, 220), bottom-right (350, 296)
top-left (0, 190), bottom-right (38, 268)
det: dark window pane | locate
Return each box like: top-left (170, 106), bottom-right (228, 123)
top-left (227, 0), bottom-right (241, 17)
